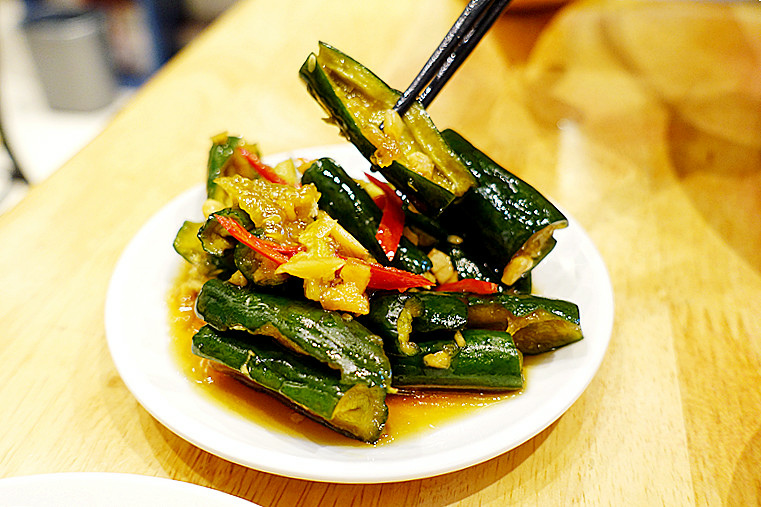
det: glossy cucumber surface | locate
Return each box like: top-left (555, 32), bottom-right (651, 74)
top-left (196, 279), bottom-right (391, 389)
top-left (299, 43), bottom-right (473, 216)
top-left (192, 325), bottom-right (388, 442)
top-left (466, 293), bottom-right (583, 354)
top-left (206, 135), bottom-right (241, 201)
top-left (364, 290), bottom-right (583, 357)
top-left (389, 329), bottom-right (523, 390)
top-left (363, 291), bottom-right (468, 356)
top-left (198, 208), bottom-right (255, 257)
top-left (173, 220), bottom-right (234, 277)
top-left (441, 129), bottom-right (568, 284)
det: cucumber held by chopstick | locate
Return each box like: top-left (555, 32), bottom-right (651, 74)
top-left (299, 42), bottom-right (474, 217)
top-left (299, 42), bottom-right (567, 285)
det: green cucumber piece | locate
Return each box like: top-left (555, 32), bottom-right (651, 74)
top-left (206, 135), bottom-right (241, 201)
top-left (197, 208), bottom-right (291, 288)
top-left (299, 42), bottom-right (474, 216)
top-left (206, 135), bottom-right (265, 203)
top-left (360, 291), bottom-right (414, 355)
top-left (402, 195), bottom-right (533, 294)
top-left (389, 329), bottom-right (523, 390)
top-left (442, 243), bottom-right (500, 284)
top-left (173, 220), bottom-right (234, 277)
top-left (412, 292), bottom-right (469, 334)
top-left (192, 325), bottom-right (387, 443)
top-left (173, 220), bottom-right (208, 265)
top-left (301, 158), bottom-right (432, 274)
top-left (198, 208), bottom-right (256, 257)
top-left (232, 242), bottom-right (293, 289)
top-left (466, 293), bottom-right (583, 354)
top-left (197, 208), bottom-right (294, 289)
top-left (364, 290), bottom-right (581, 356)
top-left (196, 279), bottom-right (391, 390)
top-left (362, 291), bottom-right (468, 356)
top-left (441, 129), bottom-right (568, 285)
top-left (402, 205), bottom-right (448, 247)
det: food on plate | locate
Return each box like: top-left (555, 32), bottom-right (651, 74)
top-left (193, 279), bottom-right (390, 442)
top-left (170, 44), bottom-right (581, 443)
top-left (365, 291), bottom-right (582, 359)
top-left (301, 158), bottom-right (432, 275)
top-left (439, 129), bottom-right (568, 285)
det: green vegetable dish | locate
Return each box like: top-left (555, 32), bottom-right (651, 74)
top-left (170, 43), bottom-right (582, 443)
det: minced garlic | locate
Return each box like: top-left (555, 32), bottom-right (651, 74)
top-left (423, 350), bottom-right (452, 369)
top-left (428, 248), bottom-right (457, 284)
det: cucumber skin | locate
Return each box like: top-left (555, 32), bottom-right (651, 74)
top-left (466, 293), bottom-right (583, 354)
top-left (197, 207), bottom-right (255, 257)
top-left (192, 325), bottom-right (388, 443)
top-left (192, 325), bottom-right (346, 419)
top-left (413, 292), bottom-right (469, 334)
top-left (389, 329), bottom-right (524, 390)
top-left (440, 129), bottom-right (567, 274)
top-left (206, 136), bottom-right (241, 201)
top-left (196, 279), bottom-right (391, 390)
top-left (299, 43), bottom-right (458, 217)
top-left (362, 293), bottom-right (523, 389)
top-left (173, 220), bottom-right (235, 277)
top-left (302, 158), bottom-right (432, 274)
top-left (362, 291), bottom-right (469, 356)
top-left (440, 243), bottom-right (532, 294)
top-left (466, 293), bottom-right (580, 323)
top-left (364, 290), bottom-right (583, 357)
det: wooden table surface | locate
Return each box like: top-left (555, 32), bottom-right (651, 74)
top-left (2, 0), bottom-right (760, 504)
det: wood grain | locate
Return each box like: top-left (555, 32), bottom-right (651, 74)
top-left (1, 0), bottom-right (759, 504)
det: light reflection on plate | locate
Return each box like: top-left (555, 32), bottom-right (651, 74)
top-left (105, 144), bottom-right (613, 483)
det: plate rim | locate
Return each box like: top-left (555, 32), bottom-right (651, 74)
top-left (0, 472), bottom-right (255, 506)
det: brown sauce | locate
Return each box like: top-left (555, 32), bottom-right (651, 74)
top-left (167, 264), bottom-right (524, 446)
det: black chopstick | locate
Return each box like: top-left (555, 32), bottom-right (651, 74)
top-left (393, 0), bottom-right (512, 116)
top-left (417, 0), bottom-right (512, 109)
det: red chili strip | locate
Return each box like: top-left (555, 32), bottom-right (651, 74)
top-left (214, 215), bottom-right (296, 264)
top-left (365, 263), bottom-right (432, 290)
top-left (365, 173), bottom-right (405, 261)
top-left (238, 147), bottom-right (293, 186)
top-left (337, 254), bottom-right (431, 290)
top-left (372, 194), bottom-right (386, 209)
top-left (217, 215), bottom-right (430, 291)
top-left (435, 278), bottom-right (500, 294)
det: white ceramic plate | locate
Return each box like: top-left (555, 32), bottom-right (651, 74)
top-left (105, 144), bottom-right (613, 484)
top-left (0, 473), bottom-right (254, 506)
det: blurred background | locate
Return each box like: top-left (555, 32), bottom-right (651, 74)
top-left (0, 0), bottom-right (571, 214)
top-left (0, 0), bottom-right (239, 213)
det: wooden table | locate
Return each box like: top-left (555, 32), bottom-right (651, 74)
top-left (2, 0), bottom-right (759, 504)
